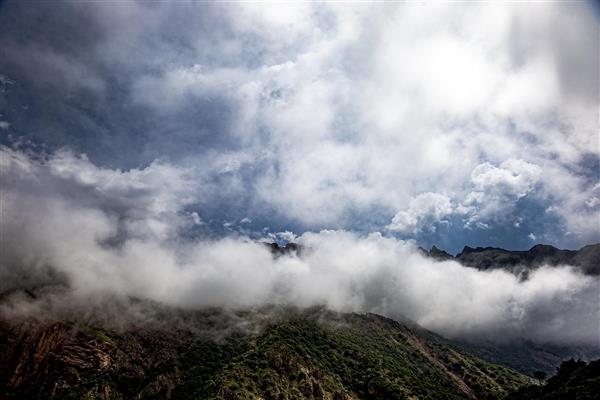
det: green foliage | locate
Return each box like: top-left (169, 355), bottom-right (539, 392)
top-left (2, 309), bottom-right (535, 400)
top-left (505, 359), bottom-right (600, 400)
top-left (533, 370), bottom-right (547, 385)
top-left (174, 311), bottom-right (529, 399)
top-left (77, 323), bottom-right (116, 344)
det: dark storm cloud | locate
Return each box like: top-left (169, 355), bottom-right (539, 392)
top-left (0, 1), bottom-right (251, 167)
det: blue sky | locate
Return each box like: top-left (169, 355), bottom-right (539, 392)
top-left (0, 1), bottom-right (598, 254)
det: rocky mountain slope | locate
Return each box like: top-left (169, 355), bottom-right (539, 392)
top-left (505, 358), bottom-right (600, 400)
top-left (455, 338), bottom-right (600, 377)
top-left (0, 306), bottom-right (531, 400)
top-left (419, 243), bottom-right (600, 275)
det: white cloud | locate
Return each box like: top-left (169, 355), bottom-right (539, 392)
top-left (190, 212), bottom-right (204, 225)
top-left (470, 159), bottom-right (542, 198)
top-left (528, 233), bottom-right (537, 241)
top-left (275, 230), bottom-right (297, 243)
top-left (0, 2), bottom-right (600, 282)
top-left (0, 146), bottom-right (196, 243)
top-left (1, 149), bottom-right (598, 344)
top-left (388, 159), bottom-right (545, 235)
top-left (387, 193), bottom-right (454, 235)
top-left (461, 159), bottom-right (542, 226)
top-left (96, 2), bottom-right (598, 239)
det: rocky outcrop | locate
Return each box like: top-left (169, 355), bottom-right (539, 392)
top-left (428, 245), bottom-right (454, 261)
top-left (265, 242), bottom-right (302, 257)
top-left (420, 243), bottom-right (600, 275)
top-left (573, 244), bottom-right (600, 275)
top-left (0, 320), bottom-right (185, 399)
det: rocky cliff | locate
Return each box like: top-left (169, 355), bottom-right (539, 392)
top-left (420, 243), bottom-right (600, 275)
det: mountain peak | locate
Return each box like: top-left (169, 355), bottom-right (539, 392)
top-left (429, 245), bottom-right (454, 261)
top-left (424, 243), bottom-right (599, 276)
top-left (528, 244), bottom-right (559, 254)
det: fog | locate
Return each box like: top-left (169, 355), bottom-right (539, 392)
top-left (0, 146), bottom-right (598, 345)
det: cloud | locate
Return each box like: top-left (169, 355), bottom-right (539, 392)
top-left (275, 231), bottom-right (298, 243)
top-left (461, 159), bottom-right (542, 227)
top-left (190, 212), bottom-right (204, 225)
top-left (1, 146), bottom-right (598, 345)
top-left (387, 193), bottom-right (454, 235)
top-left (0, 2), bottom-right (597, 251)
top-left (387, 159), bottom-right (545, 236)
top-left (0, 2), bottom-right (598, 346)
top-left (470, 160), bottom-right (542, 199)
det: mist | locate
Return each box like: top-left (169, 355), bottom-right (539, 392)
top-left (1, 145), bottom-right (598, 346)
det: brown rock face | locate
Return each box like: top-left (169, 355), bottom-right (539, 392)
top-left (3, 322), bottom-right (70, 391)
top-left (0, 319), bottom-right (185, 399)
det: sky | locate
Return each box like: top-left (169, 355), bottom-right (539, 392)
top-left (0, 1), bottom-right (599, 344)
top-left (0, 1), bottom-right (598, 253)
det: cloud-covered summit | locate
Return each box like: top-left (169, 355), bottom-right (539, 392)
top-left (1, 145), bottom-right (599, 345)
top-left (0, 2), bottom-right (598, 251)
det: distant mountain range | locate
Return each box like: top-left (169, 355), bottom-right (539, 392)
top-left (2, 243), bottom-right (598, 399)
top-left (264, 241), bottom-right (600, 275)
top-left (418, 243), bottom-right (600, 275)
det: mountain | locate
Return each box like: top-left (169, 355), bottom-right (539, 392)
top-left (0, 306), bottom-right (531, 400)
top-left (420, 243), bottom-right (600, 275)
top-left (265, 242), bottom-right (302, 257)
top-left (269, 242), bottom-right (600, 275)
top-left (418, 246), bottom-right (454, 262)
top-left (455, 338), bottom-right (600, 377)
top-left (505, 358), bottom-right (600, 400)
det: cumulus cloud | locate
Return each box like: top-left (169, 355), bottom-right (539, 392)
top-left (461, 159), bottom-right (542, 227)
top-left (274, 231), bottom-right (298, 243)
top-left (0, 2), bottom-right (597, 251)
top-left (387, 159), bottom-right (546, 235)
top-left (387, 193), bottom-right (454, 235)
top-left (1, 147), bottom-right (598, 345)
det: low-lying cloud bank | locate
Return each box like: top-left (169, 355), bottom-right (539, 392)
top-left (0, 146), bottom-right (598, 345)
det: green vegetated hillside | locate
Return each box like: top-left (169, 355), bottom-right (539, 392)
top-left (0, 307), bottom-right (531, 400)
top-left (505, 358), bottom-right (600, 400)
top-left (454, 338), bottom-right (600, 376)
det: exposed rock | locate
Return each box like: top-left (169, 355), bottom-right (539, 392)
top-left (428, 245), bottom-right (454, 261)
top-left (265, 242), bottom-right (302, 257)
top-left (421, 243), bottom-right (599, 275)
top-left (573, 244), bottom-right (600, 275)
top-left (0, 319), bottom-right (188, 399)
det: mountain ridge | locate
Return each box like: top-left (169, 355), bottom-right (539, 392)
top-left (418, 243), bottom-right (600, 275)
top-left (0, 306), bottom-right (531, 400)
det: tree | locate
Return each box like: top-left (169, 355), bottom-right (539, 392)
top-left (532, 370), bottom-right (547, 385)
